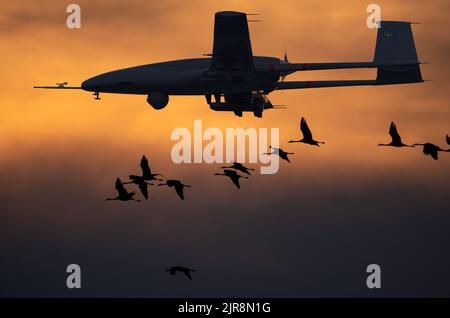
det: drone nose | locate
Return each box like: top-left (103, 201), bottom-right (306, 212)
top-left (81, 78), bottom-right (96, 91)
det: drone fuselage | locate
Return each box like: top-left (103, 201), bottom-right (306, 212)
top-left (81, 56), bottom-right (281, 96)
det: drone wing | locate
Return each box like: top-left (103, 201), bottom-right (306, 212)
top-left (208, 11), bottom-right (255, 74)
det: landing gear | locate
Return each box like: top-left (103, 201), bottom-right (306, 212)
top-left (93, 92), bottom-right (101, 100)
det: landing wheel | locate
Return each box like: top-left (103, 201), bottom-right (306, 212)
top-left (93, 92), bottom-right (101, 100)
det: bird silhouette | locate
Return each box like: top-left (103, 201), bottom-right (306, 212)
top-left (378, 122), bottom-right (414, 148)
top-left (129, 155), bottom-right (163, 182)
top-left (288, 117), bottom-right (325, 146)
top-left (413, 142), bottom-right (450, 160)
top-left (264, 146), bottom-right (294, 163)
top-left (166, 266), bottom-right (195, 280)
top-left (221, 162), bottom-right (255, 175)
top-left (214, 169), bottom-right (248, 189)
top-left (106, 178), bottom-right (140, 202)
top-left (158, 179), bottom-right (190, 200)
top-left (446, 135), bottom-right (450, 146)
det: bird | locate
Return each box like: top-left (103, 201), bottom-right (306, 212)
top-left (221, 162), bottom-right (255, 175)
top-left (158, 179), bottom-right (190, 200)
top-left (214, 169), bottom-right (248, 189)
top-left (166, 266), bottom-right (195, 280)
top-left (288, 117), bottom-right (325, 146)
top-left (378, 122), bottom-right (414, 148)
top-left (413, 142), bottom-right (449, 160)
top-left (129, 155), bottom-right (163, 182)
top-left (106, 178), bottom-right (140, 202)
top-left (264, 146), bottom-right (294, 163)
top-left (446, 134), bottom-right (450, 146)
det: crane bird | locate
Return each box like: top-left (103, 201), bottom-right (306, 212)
top-left (264, 146), bottom-right (294, 163)
top-left (288, 117), bottom-right (325, 146)
top-left (214, 169), bottom-right (248, 189)
top-left (413, 142), bottom-right (449, 160)
top-left (378, 122), bottom-right (414, 148)
top-left (158, 179), bottom-right (191, 200)
top-left (221, 162), bottom-right (255, 175)
top-left (128, 155), bottom-right (163, 182)
top-left (106, 178), bottom-right (140, 202)
top-left (166, 266), bottom-right (195, 280)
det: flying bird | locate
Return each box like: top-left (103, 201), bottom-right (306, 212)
top-left (158, 179), bottom-right (191, 200)
top-left (413, 142), bottom-right (449, 160)
top-left (166, 266), bottom-right (195, 280)
top-left (288, 117), bottom-right (325, 146)
top-left (378, 122), bottom-right (414, 148)
top-left (106, 178), bottom-right (140, 202)
top-left (214, 169), bottom-right (248, 189)
top-left (129, 155), bottom-right (163, 182)
top-left (264, 146), bottom-right (294, 163)
top-left (221, 162), bottom-right (255, 175)
top-left (378, 122), bottom-right (414, 147)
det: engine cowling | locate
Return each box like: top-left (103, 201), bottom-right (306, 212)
top-left (147, 92), bottom-right (169, 109)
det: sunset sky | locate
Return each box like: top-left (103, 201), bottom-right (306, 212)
top-left (0, 0), bottom-right (449, 297)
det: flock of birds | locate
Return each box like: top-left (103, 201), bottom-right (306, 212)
top-left (265, 118), bottom-right (450, 163)
top-left (378, 122), bottom-right (450, 160)
top-left (105, 117), bottom-right (449, 280)
top-left (105, 156), bottom-right (191, 202)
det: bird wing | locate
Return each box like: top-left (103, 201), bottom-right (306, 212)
top-left (115, 178), bottom-right (129, 196)
top-left (138, 182), bottom-right (149, 200)
top-left (230, 175), bottom-right (241, 189)
top-left (300, 117), bottom-right (313, 140)
top-left (431, 150), bottom-right (439, 160)
top-left (174, 184), bottom-right (185, 200)
top-left (389, 122), bottom-right (402, 144)
top-left (183, 269), bottom-right (192, 280)
top-left (140, 156), bottom-right (152, 178)
top-left (424, 144), bottom-right (439, 160)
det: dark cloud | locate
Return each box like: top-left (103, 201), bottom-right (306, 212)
top-left (0, 138), bottom-right (449, 297)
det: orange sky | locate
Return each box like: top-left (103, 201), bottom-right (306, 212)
top-left (0, 0), bottom-right (449, 196)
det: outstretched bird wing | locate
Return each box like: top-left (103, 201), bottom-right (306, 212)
top-left (226, 171), bottom-right (241, 189)
top-left (230, 176), bottom-right (241, 189)
top-left (138, 182), bottom-right (149, 200)
top-left (115, 178), bottom-right (129, 196)
top-left (183, 269), bottom-right (192, 280)
top-left (140, 156), bottom-right (152, 178)
top-left (300, 117), bottom-right (313, 140)
top-left (174, 183), bottom-right (185, 200)
top-left (389, 122), bottom-right (402, 144)
top-left (423, 144), bottom-right (439, 160)
top-left (431, 151), bottom-right (439, 160)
